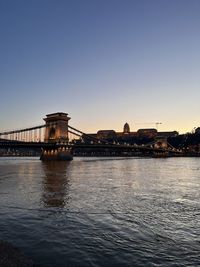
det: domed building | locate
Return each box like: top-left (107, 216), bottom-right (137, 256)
top-left (123, 123), bottom-right (130, 134)
top-left (85, 122), bottom-right (178, 143)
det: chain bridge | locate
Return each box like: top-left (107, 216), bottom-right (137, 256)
top-left (0, 112), bottom-right (182, 160)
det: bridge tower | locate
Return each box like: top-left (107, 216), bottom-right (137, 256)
top-left (43, 112), bottom-right (70, 143)
top-left (153, 137), bottom-right (169, 157)
top-left (40, 112), bottom-right (73, 161)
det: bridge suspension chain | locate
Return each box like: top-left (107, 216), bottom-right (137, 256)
top-left (68, 125), bottom-right (112, 145)
top-left (0, 124), bottom-right (46, 142)
top-left (0, 122), bottom-right (181, 154)
top-left (0, 124), bottom-right (46, 135)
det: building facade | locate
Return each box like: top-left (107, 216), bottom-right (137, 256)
top-left (86, 123), bottom-right (178, 143)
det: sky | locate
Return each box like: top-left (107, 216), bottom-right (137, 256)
top-left (0, 0), bottom-right (200, 134)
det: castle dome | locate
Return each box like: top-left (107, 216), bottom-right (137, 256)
top-left (123, 123), bottom-right (130, 134)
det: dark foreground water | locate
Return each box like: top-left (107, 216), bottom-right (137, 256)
top-left (0, 157), bottom-right (200, 267)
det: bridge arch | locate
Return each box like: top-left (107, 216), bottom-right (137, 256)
top-left (49, 127), bottom-right (56, 140)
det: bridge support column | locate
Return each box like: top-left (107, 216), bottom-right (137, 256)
top-left (40, 147), bottom-right (73, 161)
top-left (40, 112), bottom-right (73, 161)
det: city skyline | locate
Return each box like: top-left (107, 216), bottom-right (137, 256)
top-left (1, 0), bottom-right (200, 134)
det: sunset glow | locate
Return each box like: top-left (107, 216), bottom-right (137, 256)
top-left (0, 0), bottom-right (200, 134)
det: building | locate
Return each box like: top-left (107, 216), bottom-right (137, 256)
top-left (123, 123), bottom-right (130, 134)
top-left (97, 130), bottom-right (116, 139)
top-left (137, 128), bottom-right (157, 138)
top-left (86, 123), bottom-right (178, 143)
top-left (195, 127), bottom-right (200, 134)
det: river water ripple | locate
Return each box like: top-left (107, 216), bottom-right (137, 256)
top-left (0, 157), bottom-right (200, 266)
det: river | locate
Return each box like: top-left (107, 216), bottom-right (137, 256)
top-left (0, 157), bottom-right (199, 266)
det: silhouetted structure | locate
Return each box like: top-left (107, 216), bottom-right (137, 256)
top-left (0, 113), bottom-right (195, 157)
top-left (40, 112), bottom-right (73, 161)
top-left (86, 123), bottom-right (178, 145)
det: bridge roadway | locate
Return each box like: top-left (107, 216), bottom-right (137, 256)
top-left (0, 140), bottom-right (181, 155)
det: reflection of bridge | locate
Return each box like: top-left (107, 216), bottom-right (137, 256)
top-left (0, 112), bottom-right (182, 160)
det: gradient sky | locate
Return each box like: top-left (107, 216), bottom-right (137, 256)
top-left (1, 0), bottom-right (200, 134)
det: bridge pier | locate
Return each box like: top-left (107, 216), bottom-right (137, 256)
top-left (40, 112), bottom-right (73, 161)
top-left (40, 147), bottom-right (73, 161)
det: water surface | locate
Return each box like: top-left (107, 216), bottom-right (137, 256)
top-left (0, 157), bottom-right (199, 266)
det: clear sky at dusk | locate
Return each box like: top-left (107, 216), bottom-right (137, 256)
top-left (1, 0), bottom-right (200, 133)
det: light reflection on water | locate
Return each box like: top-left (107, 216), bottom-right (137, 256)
top-left (0, 157), bottom-right (200, 267)
top-left (41, 161), bottom-right (71, 208)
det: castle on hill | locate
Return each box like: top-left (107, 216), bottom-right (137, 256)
top-left (87, 123), bottom-right (178, 142)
